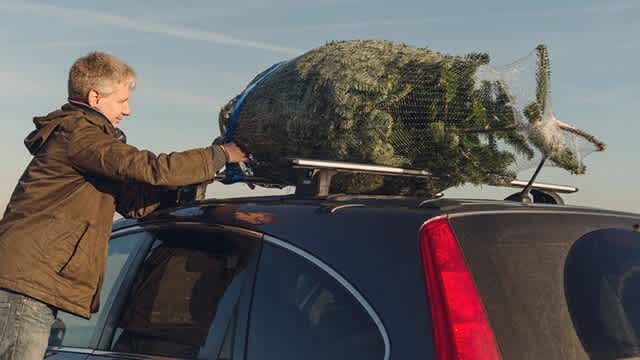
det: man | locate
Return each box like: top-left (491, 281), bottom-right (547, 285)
top-left (0, 51), bottom-right (247, 360)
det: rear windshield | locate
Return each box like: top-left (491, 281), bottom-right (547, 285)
top-left (566, 228), bottom-right (640, 359)
top-left (450, 214), bottom-right (640, 359)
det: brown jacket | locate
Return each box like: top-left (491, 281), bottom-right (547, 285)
top-left (0, 103), bottom-right (226, 318)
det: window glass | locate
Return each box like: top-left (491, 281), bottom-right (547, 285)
top-left (218, 310), bottom-right (237, 360)
top-left (109, 227), bottom-right (258, 359)
top-left (566, 229), bottom-right (640, 359)
top-left (49, 232), bottom-right (148, 348)
top-left (247, 243), bottom-right (385, 360)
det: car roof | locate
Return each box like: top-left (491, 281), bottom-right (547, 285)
top-left (112, 194), bottom-right (640, 233)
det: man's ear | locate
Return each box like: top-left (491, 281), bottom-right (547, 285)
top-left (87, 89), bottom-right (100, 107)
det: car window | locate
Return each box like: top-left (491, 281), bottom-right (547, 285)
top-left (49, 231), bottom-right (148, 348)
top-left (246, 242), bottom-right (385, 360)
top-left (108, 227), bottom-right (258, 359)
top-left (566, 228), bottom-right (640, 359)
top-left (218, 313), bottom-right (236, 360)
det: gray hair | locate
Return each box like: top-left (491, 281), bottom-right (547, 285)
top-left (68, 51), bottom-right (137, 100)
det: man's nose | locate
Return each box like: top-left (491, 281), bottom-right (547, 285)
top-left (123, 102), bottom-right (131, 116)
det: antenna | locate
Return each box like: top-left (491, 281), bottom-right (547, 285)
top-left (519, 156), bottom-right (548, 203)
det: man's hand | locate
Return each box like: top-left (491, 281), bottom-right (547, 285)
top-left (220, 142), bottom-right (248, 163)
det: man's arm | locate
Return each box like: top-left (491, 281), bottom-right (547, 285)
top-left (67, 121), bottom-right (229, 186)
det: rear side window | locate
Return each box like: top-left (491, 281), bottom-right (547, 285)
top-left (566, 228), bottom-right (640, 359)
top-left (108, 227), bottom-right (259, 359)
top-left (246, 242), bottom-right (385, 360)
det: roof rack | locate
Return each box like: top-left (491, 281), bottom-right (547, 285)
top-left (172, 158), bottom-right (578, 203)
top-left (288, 158), bottom-right (579, 199)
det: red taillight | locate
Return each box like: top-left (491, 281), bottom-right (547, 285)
top-left (419, 216), bottom-right (501, 360)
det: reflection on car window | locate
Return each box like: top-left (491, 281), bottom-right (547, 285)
top-left (110, 227), bottom-right (258, 359)
top-left (246, 243), bottom-right (385, 360)
top-left (566, 229), bottom-right (640, 359)
top-left (49, 232), bottom-right (148, 348)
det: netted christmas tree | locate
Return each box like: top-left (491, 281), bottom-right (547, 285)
top-left (218, 40), bottom-right (605, 196)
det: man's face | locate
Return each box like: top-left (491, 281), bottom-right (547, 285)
top-left (91, 81), bottom-right (131, 128)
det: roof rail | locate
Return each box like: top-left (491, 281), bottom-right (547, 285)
top-left (508, 180), bottom-right (577, 194)
top-left (290, 158), bottom-right (434, 178)
top-left (289, 158), bottom-right (434, 197)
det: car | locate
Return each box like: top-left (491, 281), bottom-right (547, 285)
top-left (45, 159), bottom-right (640, 360)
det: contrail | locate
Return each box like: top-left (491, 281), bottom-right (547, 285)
top-left (0, 2), bottom-right (301, 55)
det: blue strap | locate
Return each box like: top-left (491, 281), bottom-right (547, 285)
top-left (226, 61), bottom-right (286, 143)
top-left (222, 165), bottom-right (249, 184)
top-left (224, 61), bottom-right (286, 184)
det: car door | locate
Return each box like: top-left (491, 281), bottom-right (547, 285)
top-left (240, 235), bottom-right (390, 360)
top-left (86, 223), bottom-right (261, 360)
top-left (46, 230), bottom-right (152, 360)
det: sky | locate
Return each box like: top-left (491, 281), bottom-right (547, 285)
top-left (0, 0), bottom-right (638, 213)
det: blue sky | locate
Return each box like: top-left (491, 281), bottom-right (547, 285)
top-left (0, 0), bottom-right (638, 213)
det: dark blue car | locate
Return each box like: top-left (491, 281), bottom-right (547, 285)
top-left (45, 161), bottom-right (640, 360)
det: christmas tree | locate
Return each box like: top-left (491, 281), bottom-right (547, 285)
top-left (219, 40), bottom-right (605, 195)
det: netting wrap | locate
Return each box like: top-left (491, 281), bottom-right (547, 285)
top-left (218, 40), bottom-right (605, 196)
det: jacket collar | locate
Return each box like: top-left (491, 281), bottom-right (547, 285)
top-left (66, 99), bottom-right (114, 130)
top-left (65, 100), bottom-right (127, 143)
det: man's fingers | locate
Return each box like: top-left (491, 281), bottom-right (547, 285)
top-left (220, 142), bottom-right (249, 163)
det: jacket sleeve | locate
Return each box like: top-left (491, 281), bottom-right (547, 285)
top-left (67, 122), bottom-right (227, 187)
top-left (115, 182), bottom-right (166, 219)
